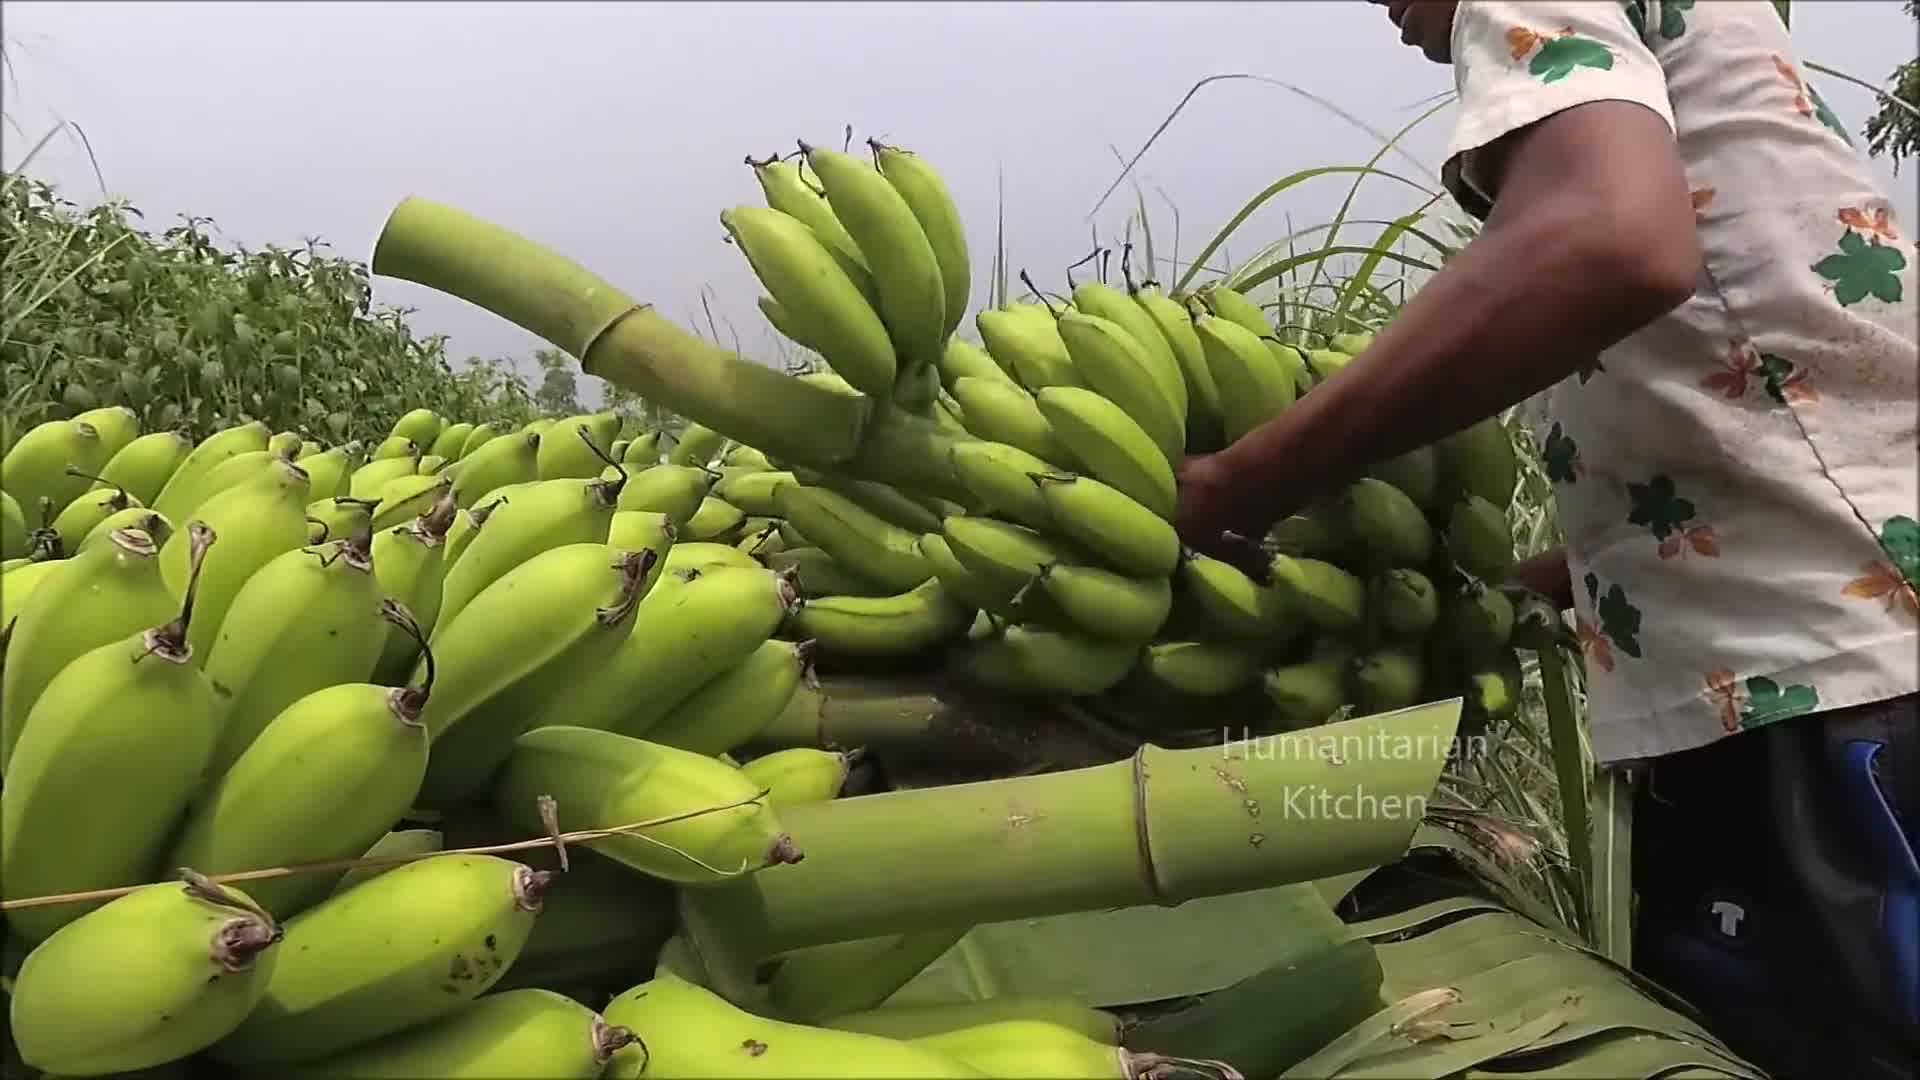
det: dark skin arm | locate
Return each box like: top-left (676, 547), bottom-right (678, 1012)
top-left (1176, 101), bottom-right (1702, 590)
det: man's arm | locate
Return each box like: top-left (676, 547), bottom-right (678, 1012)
top-left (1180, 101), bottom-right (1700, 545)
top-left (1510, 546), bottom-right (1574, 611)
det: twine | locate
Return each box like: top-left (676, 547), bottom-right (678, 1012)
top-left (0, 789), bottom-right (772, 912)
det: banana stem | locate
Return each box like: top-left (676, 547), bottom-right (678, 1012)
top-left (684, 699), bottom-right (1460, 964)
top-left (370, 198), bottom-right (870, 467)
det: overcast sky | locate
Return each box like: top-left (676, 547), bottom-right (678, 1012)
top-left (5, 2), bottom-right (1915, 404)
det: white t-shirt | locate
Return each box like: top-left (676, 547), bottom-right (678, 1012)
top-left (1443, 0), bottom-right (1917, 764)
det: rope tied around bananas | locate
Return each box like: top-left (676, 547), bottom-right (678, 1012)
top-left (0, 788), bottom-right (776, 912)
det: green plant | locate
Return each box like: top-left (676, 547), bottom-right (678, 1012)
top-left (1, 159), bottom-right (541, 451)
top-left (1863, 0), bottom-right (1920, 170)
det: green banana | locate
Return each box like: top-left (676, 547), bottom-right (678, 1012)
top-left (1441, 578), bottom-right (1516, 665)
top-left (1033, 472), bottom-right (1180, 577)
top-left (330, 828), bottom-right (444, 896)
top-left (953, 624), bottom-right (1137, 697)
top-left (805, 144), bottom-right (947, 371)
top-left (428, 421), bottom-right (475, 461)
top-left (1134, 283), bottom-right (1224, 446)
top-left (78, 504), bottom-right (173, 553)
top-left (976, 304), bottom-right (1082, 390)
top-left (1371, 567), bottom-right (1440, 637)
top-left (949, 376), bottom-right (1072, 466)
top-left (199, 527), bottom-right (390, 778)
top-left (370, 472), bottom-right (452, 530)
top-left (1176, 553), bottom-right (1293, 644)
top-left (1268, 554), bottom-right (1367, 633)
top-left (1435, 416), bottom-right (1518, 509)
top-left (0, 525), bottom-right (179, 773)
top-left (449, 428), bottom-right (540, 508)
top-left (68, 404), bottom-right (139, 459)
top-left (761, 293), bottom-right (820, 350)
top-left (606, 510), bottom-right (679, 582)
top-left (685, 494), bottom-right (746, 542)
top-left (416, 453), bottom-right (449, 476)
top-left (301, 441), bottom-right (362, 504)
top-left (47, 471), bottom-right (139, 553)
top-left (418, 544), bottom-right (655, 742)
top-left (765, 545), bottom-right (896, 598)
top-left (738, 516), bottom-right (786, 556)
top-left (279, 987), bottom-right (635, 1080)
top-left (668, 423), bottom-right (727, 468)
top-left (815, 472), bottom-right (946, 535)
top-left (522, 564), bottom-right (798, 737)
top-left (151, 420), bottom-right (270, 523)
top-left (0, 559), bottom-right (64, 642)
top-left (723, 206), bottom-right (897, 397)
top-left (791, 577), bottom-right (975, 657)
top-left (722, 442), bottom-right (773, 470)
top-left (1330, 331), bottom-right (1375, 356)
top-left (1035, 561), bottom-right (1172, 643)
top-left (1351, 644), bottom-right (1425, 714)
top-left (1137, 639), bottom-right (1265, 697)
top-left (617, 462), bottom-right (713, 528)
top-left (496, 725), bottom-right (800, 884)
top-left (371, 434), bottom-right (420, 461)
top-left (1337, 476), bottom-right (1433, 569)
top-left (1305, 347), bottom-right (1353, 383)
top-left (415, 547), bottom-right (654, 809)
top-left (369, 493), bottom-right (457, 683)
top-left (461, 422), bottom-right (501, 458)
top-left (169, 601), bottom-right (433, 919)
top-left (1, 487), bottom-right (27, 557)
top-left (268, 429), bottom-right (304, 458)
top-left (941, 442), bottom-right (1045, 530)
top-left (751, 156), bottom-right (874, 286)
top-left (435, 474), bottom-right (622, 630)
top-left (938, 337), bottom-right (1015, 388)
top-left (765, 924), bottom-right (968, 1025)
top-left (1466, 648), bottom-right (1523, 727)
top-left (648, 638), bottom-right (816, 756)
top-left (873, 141), bottom-right (970, 341)
top-left (180, 447), bottom-right (288, 515)
top-left (740, 746), bottom-right (858, 806)
top-left (1446, 493), bottom-right (1515, 580)
top-left (775, 482), bottom-right (930, 592)
top-left (1192, 310), bottom-right (1295, 443)
top-left (442, 501), bottom-right (491, 569)
top-left (1263, 655), bottom-right (1348, 729)
top-left (1054, 309), bottom-right (1184, 467)
top-left (349, 453), bottom-right (420, 499)
top-left (826, 997), bottom-right (1120, 1044)
top-left (916, 531), bottom-right (1021, 619)
top-left (941, 515), bottom-right (1081, 613)
top-left (603, 972), bottom-right (987, 1079)
top-left (3, 417), bottom-right (111, 519)
top-left (296, 439), bottom-right (326, 460)
top-left (305, 494), bottom-right (376, 545)
top-left (1034, 386), bottom-right (1176, 519)
top-left (664, 540), bottom-right (765, 574)
top-left (1269, 510), bottom-right (1348, 563)
top-left (390, 407), bottom-right (446, 449)
top-left (1368, 445), bottom-right (1440, 510)
top-left (92, 429), bottom-right (192, 505)
top-left (1195, 283), bottom-right (1271, 338)
top-left (714, 468), bottom-right (796, 516)
top-left (0, 524), bottom-right (221, 943)
top-left (9, 872), bottom-right (281, 1076)
top-left (209, 854), bottom-right (553, 1067)
top-left (490, 854), bottom-right (676, 993)
top-left (1071, 280), bottom-right (1187, 421)
top-left (537, 413), bottom-right (621, 480)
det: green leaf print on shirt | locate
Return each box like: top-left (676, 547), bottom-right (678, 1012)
top-left (1542, 423), bottom-right (1581, 484)
top-left (1740, 676), bottom-right (1821, 727)
top-left (1881, 515), bottom-right (1920, 585)
top-left (1583, 572), bottom-right (1645, 660)
top-left (1659, 0), bottom-right (1694, 39)
top-left (1806, 84), bottom-right (1854, 146)
top-left (1622, 0), bottom-right (1647, 38)
top-left (1530, 35), bottom-right (1616, 83)
top-left (1813, 229), bottom-right (1907, 306)
top-left (1626, 475), bottom-right (1694, 539)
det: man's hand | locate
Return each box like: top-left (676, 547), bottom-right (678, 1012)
top-left (1175, 453), bottom-right (1269, 575)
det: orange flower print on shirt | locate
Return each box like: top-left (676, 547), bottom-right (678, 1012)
top-left (1839, 207), bottom-right (1901, 244)
top-left (1700, 340), bottom-right (1817, 406)
top-left (1844, 561), bottom-right (1919, 617)
top-left (1578, 617), bottom-right (1616, 673)
top-left (1690, 187), bottom-right (1716, 223)
top-left (1706, 668), bottom-right (1741, 732)
top-left (1705, 668), bottom-right (1823, 732)
top-left (1773, 54), bottom-right (1813, 117)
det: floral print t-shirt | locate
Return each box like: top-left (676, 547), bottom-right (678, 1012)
top-left (1442, 0), bottom-right (1918, 764)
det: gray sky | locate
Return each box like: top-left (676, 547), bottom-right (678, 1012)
top-left (5, 1), bottom-right (1915, 405)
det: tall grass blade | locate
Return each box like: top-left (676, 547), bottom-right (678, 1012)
top-left (1174, 165), bottom-right (1435, 295)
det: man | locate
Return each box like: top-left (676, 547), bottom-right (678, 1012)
top-left (1175, 2), bottom-right (1918, 1075)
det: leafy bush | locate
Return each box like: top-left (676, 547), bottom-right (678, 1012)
top-left (0, 173), bottom-right (542, 451)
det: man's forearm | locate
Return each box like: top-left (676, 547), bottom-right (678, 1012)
top-left (1510, 546), bottom-right (1574, 610)
top-left (1208, 102), bottom-right (1699, 531)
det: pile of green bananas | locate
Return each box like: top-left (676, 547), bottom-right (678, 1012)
top-left (701, 142), bottom-right (1527, 734)
top-left (0, 402), bottom-right (890, 1076)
